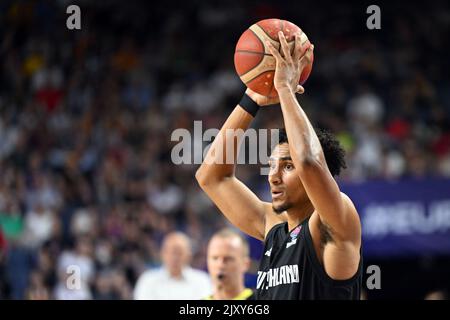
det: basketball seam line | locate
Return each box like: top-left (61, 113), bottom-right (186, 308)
top-left (236, 50), bottom-right (272, 56)
top-left (256, 21), bottom-right (296, 44)
top-left (256, 22), bottom-right (278, 41)
top-left (241, 21), bottom-right (299, 86)
top-left (244, 70), bottom-right (274, 86)
top-left (249, 28), bottom-right (265, 53)
top-left (238, 29), bottom-right (267, 78)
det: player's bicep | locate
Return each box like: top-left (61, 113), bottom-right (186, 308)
top-left (298, 160), bottom-right (360, 242)
top-left (199, 177), bottom-right (266, 240)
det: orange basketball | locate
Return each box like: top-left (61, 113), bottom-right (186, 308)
top-left (234, 19), bottom-right (313, 98)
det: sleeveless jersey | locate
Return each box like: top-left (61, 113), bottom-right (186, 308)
top-left (255, 217), bottom-right (362, 300)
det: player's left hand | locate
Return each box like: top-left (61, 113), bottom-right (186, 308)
top-left (267, 31), bottom-right (314, 93)
top-left (245, 86), bottom-right (304, 106)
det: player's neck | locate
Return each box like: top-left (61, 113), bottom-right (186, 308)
top-left (286, 200), bottom-right (314, 231)
top-left (214, 282), bottom-right (245, 300)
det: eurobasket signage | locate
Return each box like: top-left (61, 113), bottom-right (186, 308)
top-left (340, 178), bottom-right (450, 256)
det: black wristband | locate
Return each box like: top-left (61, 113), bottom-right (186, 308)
top-left (239, 93), bottom-right (260, 117)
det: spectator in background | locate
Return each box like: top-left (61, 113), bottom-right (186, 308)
top-left (0, 229), bottom-right (6, 258)
top-left (53, 236), bottom-right (95, 300)
top-left (25, 270), bottom-right (51, 300)
top-left (0, 0), bottom-right (449, 300)
top-left (0, 229), bottom-right (7, 299)
top-left (204, 228), bottom-right (254, 300)
top-left (22, 201), bottom-right (58, 249)
top-left (424, 289), bottom-right (448, 300)
top-left (92, 268), bottom-right (133, 300)
top-left (133, 231), bottom-right (211, 300)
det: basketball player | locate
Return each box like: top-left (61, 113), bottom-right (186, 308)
top-left (204, 228), bottom-right (254, 300)
top-left (196, 32), bottom-right (363, 299)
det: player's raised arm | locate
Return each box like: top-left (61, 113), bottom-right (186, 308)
top-left (267, 32), bottom-right (361, 245)
top-left (195, 91), bottom-right (281, 241)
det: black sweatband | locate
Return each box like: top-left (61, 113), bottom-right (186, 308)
top-left (239, 93), bottom-right (260, 117)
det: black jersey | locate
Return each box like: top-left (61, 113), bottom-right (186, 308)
top-left (255, 217), bottom-right (362, 300)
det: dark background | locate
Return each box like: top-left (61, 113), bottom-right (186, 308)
top-left (0, 0), bottom-right (449, 299)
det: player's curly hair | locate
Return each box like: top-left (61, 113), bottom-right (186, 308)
top-left (277, 128), bottom-right (347, 177)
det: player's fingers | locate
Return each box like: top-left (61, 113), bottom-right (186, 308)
top-left (298, 42), bottom-right (311, 60)
top-left (293, 33), bottom-right (302, 62)
top-left (300, 43), bottom-right (314, 66)
top-left (296, 85), bottom-right (305, 94)
top-left (278, 31), bottom-right (292, 63)
top-left (266, 41), bottom-right (283, 62)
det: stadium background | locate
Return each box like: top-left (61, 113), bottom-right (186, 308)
top-left (0, 0), bottom-right (449, 299)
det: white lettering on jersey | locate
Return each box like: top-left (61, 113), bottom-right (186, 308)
top-left (256, 265), bottom-right (300, 290)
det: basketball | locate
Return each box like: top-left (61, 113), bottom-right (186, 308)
top-left (234, 18), bottom-right (313, 98)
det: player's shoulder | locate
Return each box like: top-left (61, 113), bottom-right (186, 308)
top-left (340, 191), bottom-right (353, 203)
top-left (340, 191), bottom-right (360, 217)
top-left (309, 192), bottom-right (361, 241)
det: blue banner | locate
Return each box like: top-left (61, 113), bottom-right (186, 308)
top-left (340, 178), bottom-right (450, 257)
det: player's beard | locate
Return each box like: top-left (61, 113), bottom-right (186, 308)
top-left (272, 201), bottom-right (293, 214)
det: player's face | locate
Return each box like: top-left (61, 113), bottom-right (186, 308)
top-left (268, 143), bottom-right (306, 214)
top-left (207, 237), bottom-right (249, 286)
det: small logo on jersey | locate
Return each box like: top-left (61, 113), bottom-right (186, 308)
top-left (265, 247), bottom-right (272, 257)
top-left (286, 226), bottom-right (302, 248)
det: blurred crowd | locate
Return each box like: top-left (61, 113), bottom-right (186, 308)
top-left (0, 0), bottom-right (449, 299)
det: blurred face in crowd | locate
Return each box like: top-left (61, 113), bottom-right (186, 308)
top-left (268, 143), bottom-right (307, 214)
top-left (207, 234), bottom-right (250, 289)
top-left (161, 232), bottom-right (192, 278)
top-left (76, 237), bottom-right (93, 257)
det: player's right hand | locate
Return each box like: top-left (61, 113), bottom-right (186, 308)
top-left (267, 32), bottom-right (313, 94)
top-left (245, 85), bottom-right (304, 107)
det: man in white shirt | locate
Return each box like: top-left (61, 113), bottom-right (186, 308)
top-left (133, 231), bottom-right (211, 300)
